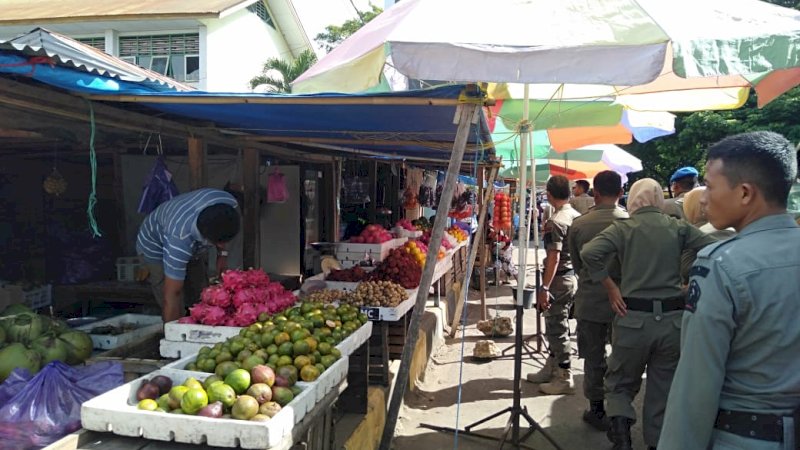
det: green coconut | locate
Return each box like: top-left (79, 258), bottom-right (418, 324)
top-left (0, 342), bottom-right (42, 382)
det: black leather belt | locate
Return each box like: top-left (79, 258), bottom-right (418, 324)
top-left (623, 297), bottom-right (684, 312)
top-left (715, 409), bottom-right (786, 442)
top-left (555, 269), bottom-right (575, 277)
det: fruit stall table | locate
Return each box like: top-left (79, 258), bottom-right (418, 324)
top-left (351, 242), bottom-right (467, 385)
top-left (54, 281), bottom-right (157, 316)
top-left (46, 379), bottom-right (345, 450)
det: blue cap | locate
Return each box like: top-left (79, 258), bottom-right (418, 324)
top-left (670, 167), bottom-right (699, 184)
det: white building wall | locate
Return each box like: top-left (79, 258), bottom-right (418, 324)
top-left (203, 8), bottom-right (291, 92)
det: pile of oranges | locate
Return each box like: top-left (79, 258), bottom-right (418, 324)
top-left (404, 241), bottom-right (428, 267)
top-left (404, 240), bottom-right (446, 267)
top-left (447, 226), bottom-right (468, 243)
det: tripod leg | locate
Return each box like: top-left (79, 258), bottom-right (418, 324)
top-left (465, 406), bottom-right (512, 432)
top-left (519, 407), bottom-right (566, 450)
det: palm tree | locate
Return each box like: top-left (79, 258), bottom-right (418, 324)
top-left (249, 49), bottom-right (318, 93)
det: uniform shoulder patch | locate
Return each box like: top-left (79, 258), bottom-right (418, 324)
top-left (685, 279), bottom-right (701, 313)
top-left (688, 266), bottom-right (710, 278)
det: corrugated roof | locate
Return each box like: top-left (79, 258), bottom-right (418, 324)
top-left (0, 28), bottom-right (194, 91)
top-left (0, 0), bottom-right (253, 24)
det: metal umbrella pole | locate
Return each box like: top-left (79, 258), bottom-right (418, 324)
top-left (422, 85), bottom-right (562, 450)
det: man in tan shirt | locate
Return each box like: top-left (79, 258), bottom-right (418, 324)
top-left (570, 179), bottom-right (595, 214)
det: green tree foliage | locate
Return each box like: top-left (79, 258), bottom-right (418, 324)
top-left (314, 4), bottom-right (383, 52)
top-left (249, 49), bottom-right (318, 93)
top-left (625, 0), bottom-right (800, 186)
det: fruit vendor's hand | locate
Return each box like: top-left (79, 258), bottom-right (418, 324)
top-left (216, 246), bottom-right (229, 276)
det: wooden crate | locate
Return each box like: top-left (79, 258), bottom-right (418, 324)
top-left (366, 307), bottom-right (415, 386)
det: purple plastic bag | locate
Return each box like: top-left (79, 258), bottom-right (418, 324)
top-left (0, 361), bottom-right (124, 450)
top-left (137, 156), bottom-right (180, 214)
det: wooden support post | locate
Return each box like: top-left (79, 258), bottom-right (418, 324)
top-left (242, 148), bottom-right (260, 268)
top-left (187, 137), bottom-right (207, 190)
top-left (449, 163), bottom-right (500, 337)
top-left (379, 99), bottom-right (481, 450)
top-left (368, 160), bottom-right (378, 224)
top-left (111, 151), bottom-right (128, 254)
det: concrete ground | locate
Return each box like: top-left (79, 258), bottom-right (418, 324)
top-left (390, 267), bottom-right (648, 449)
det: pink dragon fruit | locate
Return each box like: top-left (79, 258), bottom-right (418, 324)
top-left (254, 302), bottom-right (271, 316)
top-left (224, 317), bottom-right (238, 327)
top-left (233, 303), bottom-right (259, 326)
top-left (243, 269), bottom-right (270, 288)
top-left (177, 316), bottom-right (197, 324)
top-left (231, 288), bottom-right (255, 308)
top-left (202, 285), bottom-right (232, 308)
top-left (221, 269), bottom-right (249, 291)
top-left (189, 303), bottom-right (228, 325)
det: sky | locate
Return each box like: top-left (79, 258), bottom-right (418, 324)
top-left (291, 0), bottom-right (382, 54)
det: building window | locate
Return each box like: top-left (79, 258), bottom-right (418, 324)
top-left (119, 34), bottom-right (200, 82)
top-left (184, 55), bottom-right (200, 82)
top-left (76, 37), bottom-right (105, 51)
top-left (247, 1), bottom-right (275, 28)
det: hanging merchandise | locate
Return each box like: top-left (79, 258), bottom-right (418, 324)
top-left (341, 176), bottom-right (371, 205)
top-left (418, 171), bottom-right (437, 208)
top-left (266, 169), bottom-right (289, 203)
top-left (402, 168), bottom-right (422, 209)
top-left (137, 134), bottom-right (179, 214)
top-left (43, 168), bottom-right (67, 197)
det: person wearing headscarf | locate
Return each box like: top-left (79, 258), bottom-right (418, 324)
top-left (680, 187), bottom-right (737, 282)
top-left (580, 178), bottom-right (717, 450)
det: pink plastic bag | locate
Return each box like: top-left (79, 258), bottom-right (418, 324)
top-left (267, 171), bottom-right (289, 203)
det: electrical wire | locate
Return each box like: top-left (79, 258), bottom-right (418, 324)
top-left (84, 100), bottom-right (102, 238)
top-left (452, 117), bottom-right (486, 449)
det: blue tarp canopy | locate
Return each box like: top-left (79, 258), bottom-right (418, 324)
top-left (0, 31), bottom-right (491, 163)
top-left (85, 86), bottom-right (491, 161)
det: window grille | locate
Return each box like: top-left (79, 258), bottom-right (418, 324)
top-left (247, 1), bottom-right (275, 28)
top-left (118, 34), bottom-right (200, 82)
top-left (76, 37), bottom-right (105, 51)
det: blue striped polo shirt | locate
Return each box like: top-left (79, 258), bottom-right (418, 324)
top-left (136, 188), bottom-right (238, 280)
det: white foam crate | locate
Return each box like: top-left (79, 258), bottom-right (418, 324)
top-left (23, 284), bottom-right (52, 309)
top-left (76, 314), bottom-right (163, 350)
top-left (359, 291), bottom-right (416, 321)
top-left (81, 368), bottom-right (311, 449)
top-left (310, 355), bottom-right (349, 403)
top-left (160, 339), bottom-right (207, 359)
top-left (161, 354), bottom-right (345, 409)
top-left (164, 321), bottom-right (243, 344)
top-left (334, 237), bottom-right (407, 263)
top-left (336, 321), bottom-right (372, 357)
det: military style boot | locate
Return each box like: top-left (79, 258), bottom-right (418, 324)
top-left (539, 367), bottom-right (575, 395)
top-left (526, 356), bottom-right (555, 384)
top-left (607, 416), bottom-right (633, 450)
top-left (582, 401), bottom-right (610, 431)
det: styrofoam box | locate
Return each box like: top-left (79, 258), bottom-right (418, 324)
top-left (163, 321), bottom-right (372, 372)
top-left (160, 339), bottom-right (207, 359)
top-left (334, 237), bottom-right (407, 262)
top-left (164, 321), bottom-right (243, 344)
top-left (77, 314), bottom-right (163, 350)
top-left (81, 368), bottom-right (312, 449)
top-left (335, 321), bottom-right (373, 357)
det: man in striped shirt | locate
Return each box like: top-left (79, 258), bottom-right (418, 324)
top-left (137, 188), bottom-right (240, 322)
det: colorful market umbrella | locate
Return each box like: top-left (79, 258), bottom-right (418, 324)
top-left (497, 144), bottom-right (643, 184)
top-left (293, 0), bottom-right (800, 112)
top-left (485, 100), bottom-right (675, 152)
